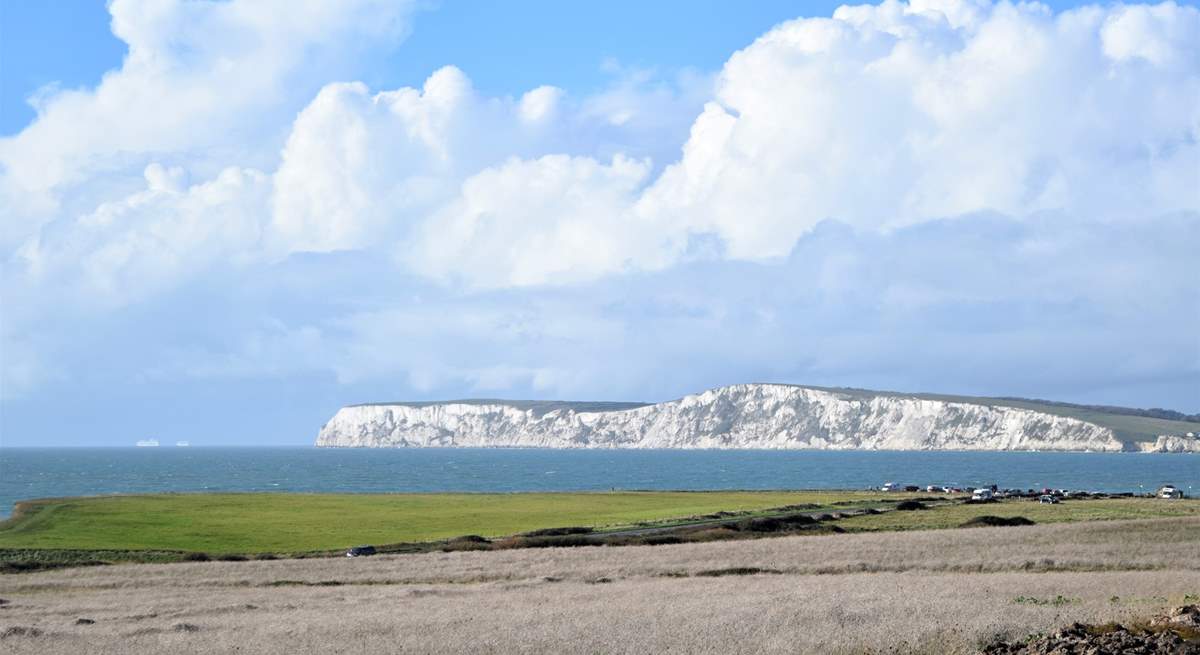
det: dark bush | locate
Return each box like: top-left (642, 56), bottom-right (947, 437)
top-left (726, 514), bottom-right (819, 533)
top-left (960, 515), bottom-right (1035, 528)
top-left (895, 501), bottom-right (928, 511)
top-left (519, 526), bottom-right (594, 537)
top-left (441, 535), bottom-right (494, 552)
top-left (253, 553), bottom-right (278, 561)
top-left (216, 554), bottom-right (247, 562)
top-left (182, 552), bottom-right (210, 562)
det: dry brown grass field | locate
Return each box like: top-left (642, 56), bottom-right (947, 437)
top-left (1, 517), bottom-right (1197, 654)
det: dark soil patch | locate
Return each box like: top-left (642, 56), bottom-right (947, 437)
top-left (695, 567), bottom-right (784, 577)
top-left (173, 623), bottom-right (201, 633)
top-left (895, 501), bottom-right (928, 511)
top-left (74, 618), bottom-right (95, 625)
top-left (0, 626), bottom-right (43, 639)
top-left (268, 580), bottom-right (345, 587)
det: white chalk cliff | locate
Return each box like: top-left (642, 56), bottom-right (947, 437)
top-left (1138, 435), bottom-right (1200, 453)
top-left (316, 384), bottom-right (1144, 451)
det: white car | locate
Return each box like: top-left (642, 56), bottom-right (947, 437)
top-left (1158, 486), bottom-right (1182, 499)
top-left (971, 488), bottom-right (993, 501)
top-left (1039, 495), bottom-right (1058, 504)
top-left (881, 482), bottom-right (902, 492)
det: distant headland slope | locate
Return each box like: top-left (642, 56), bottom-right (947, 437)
top-left (317, 383), bottom-right (1199, 452)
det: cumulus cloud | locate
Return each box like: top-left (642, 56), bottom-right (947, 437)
top-left (1, 0), bottom-right (1198, 426)
top-left (637, 0), bottom-right (1200, 258)
top-left (267, 65), bottom-right (707, 257)
top-left (260, 0), bottom-right (1199, 285)
top-left (0, 0), bottom-right (417, 246)
top-left (14, 164), bottom-right (269, 305)
top-left (409, 154), bottom-right (668, 286)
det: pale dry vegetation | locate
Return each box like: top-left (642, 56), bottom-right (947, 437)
top-left (1, 518), bottom-right (1197, 654)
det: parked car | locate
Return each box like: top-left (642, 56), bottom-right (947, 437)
top-left (346, 545), bottom-right (377, 557)
top-left (1039, 495), bottom-right (1058, 504)
top-left (1158, 485), bottom-right (1183, 499)
top-left (881, 482), bottom-right (902, 492)
top-left (971, 488), bottom-right (994, 501)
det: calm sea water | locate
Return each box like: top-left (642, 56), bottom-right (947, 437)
top-left (0, 447), bottom-right (1196, 518)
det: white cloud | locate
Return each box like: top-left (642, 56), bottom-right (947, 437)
top-left (2, 0), bottom-right (1198, 410)
top-left (14, 164), bottom-right (270, 306)
top-left (0, 0), bottom-right (417, 247)
top-left (408, 154), bottom-right (666, 286)
top-left (518, 86), bottom-right (565, 124)
top-left (638, 0), bottom-right (1200, 259)
top-left (150, 213), bottom-right (1198, 410)
top-left (264, 63), bottom-right (708, 264)
top-left (263, 0), bottom-right (1199, 285)
top-left (268, 67), bottom-right (488, 254)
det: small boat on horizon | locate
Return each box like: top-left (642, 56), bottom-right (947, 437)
top-left (135, 439), bottom-right (160, 447)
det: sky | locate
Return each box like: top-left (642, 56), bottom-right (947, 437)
top-left (0, 0), bottom-right (1197, 446)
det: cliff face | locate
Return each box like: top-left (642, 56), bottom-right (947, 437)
top-left (316, 384), bottom-right (1127, 451)
top-left (1138, 435), bottom-right (1200, 453)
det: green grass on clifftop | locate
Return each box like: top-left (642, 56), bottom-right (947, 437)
top-left (0, 491), bottom-right (886, 554)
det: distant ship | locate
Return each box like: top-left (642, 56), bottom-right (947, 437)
top-left (175, 440), bottom-right (190, 447)
top-left (135, 439), bottom-right (160, 447)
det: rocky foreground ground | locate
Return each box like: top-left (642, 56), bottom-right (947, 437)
top-left (985, 605), bottom-right (1200, 654)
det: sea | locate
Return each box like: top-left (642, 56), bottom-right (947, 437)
top-left (0, 447), bottom-right (1196, 518)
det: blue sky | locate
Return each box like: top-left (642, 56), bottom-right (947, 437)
top-left (0, 1), bottom-right (1197, 446)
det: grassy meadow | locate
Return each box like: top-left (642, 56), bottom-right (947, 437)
top-left (0, 490), bottom-right (893, 553)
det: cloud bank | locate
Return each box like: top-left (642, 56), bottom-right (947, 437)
top-left (1, 0), bottom-right (1197, 442)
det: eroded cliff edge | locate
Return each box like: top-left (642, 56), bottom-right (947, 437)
top-left (314, 383), bottom-right (1179, 451)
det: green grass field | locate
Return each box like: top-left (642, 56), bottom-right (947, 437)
top-left (839, 497), bottom-right (1200, 532)
top-left (3, 492), bottom-right (1196, 560)
top-left (0, 491), bottom-right (891, 553)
